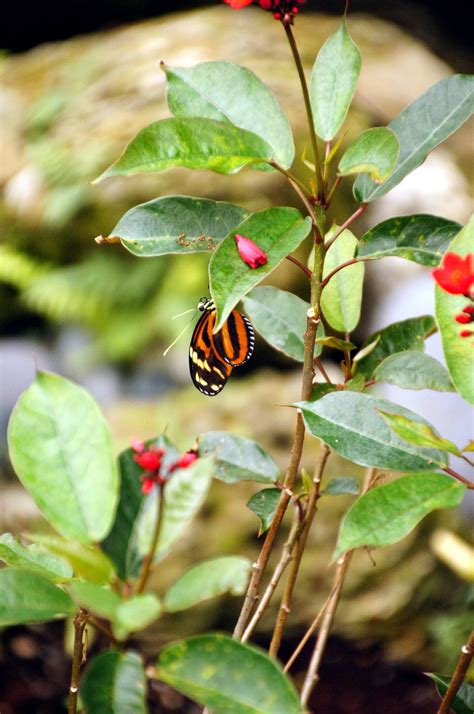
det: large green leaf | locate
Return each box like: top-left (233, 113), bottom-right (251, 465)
top-left (210, 208), bottom-right (312, 331)
top-left (0, 533), bottom-right (73, 582)
top-left (379, 411), bottom-right (461, 456)
top-left (108, 197), bottom-right (249, 257)
top-left (247, 488), bottom-right (281, 536)
top-left (156, 634), bottom-right (303, 714)
top-left (30, 533), bottom-right (115, 584)
top-left (321, 227), bottom-right (364, 333)
top-left (95, 118), bottom-right (273, 181)
top-left (296, 392), bottom-right (449, 471)
top-left (338, 127), bottom-right (399, 183)
top-left (102, 435), bottom-right (179, 580)
top-left (164, 61), bottom-right (294, 169)
top-left (68, 582), bottom-right (161, 640)
top-left (135, 457), bottom-right (214, 563)
top-left (355, 315), bottom-right (437, 379)
top-left (310, 20), bottom-right (361, 141)
top-left (427, 673), bottom-right (474, 714)
top-left (334, 473), bottom-right (465, 558)
top-left (80, 651), bottom-right (147, 714)
top-left (373, 351), bottom-right (454, 391)
top-left (7, 371), bottom-right (118, 544)
top-left (356, 214), bottom-right (461, 266)
top-left (354, 75), bottom-right (474, 202)
top-left (164, 556), bottom-right (251, 613)
top-left (0, 569), bottom-right (74, 625)
top-left (197, 431), bottom-right (278, 484)
top-left (242, 286), bottom-right (324, 361)
top-left (435, 217), bottom-right (474, 404)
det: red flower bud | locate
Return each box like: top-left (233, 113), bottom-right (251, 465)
top-left (141, 477), bottom-right (156, 494)
top-left (234, 234), bottom-right (268, 269)
top-left (131, 440), bottom-right (145, 453)
top-left (455, 313), bottom-right (472, 324)
top-left (432, 253), bottom-right (474, 295)
top-left (176, 451), bottom-right (198, 469)
top-left (223, 0), bottom-right (253, 7)
top-left (134, 450), bottom-right (162, 471)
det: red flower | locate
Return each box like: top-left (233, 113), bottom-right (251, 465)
top-left (132, 442), bottom-right (166, 493)
top-left (432, 253), bottom-right (474, 295)
top-left (223, 0), bottom-right (253, 6)
top-left (223, 0), bottom-right (305, 19)
top-left (175, 451), bottom-right (198, 469)
top-left (141, 477), bottom-right (156, 494)
top-left (234, 234), bottom-right (268, 268)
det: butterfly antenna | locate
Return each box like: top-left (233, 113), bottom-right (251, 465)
top-left (163, 310), bottom-right (198, 357)
top-left (171, 307), bottom-right (196, 320)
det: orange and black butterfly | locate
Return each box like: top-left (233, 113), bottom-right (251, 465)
top-left (189, 297), bottom-right (254, 396)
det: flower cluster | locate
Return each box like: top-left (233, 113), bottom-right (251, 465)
top-left (432, 252), bottom-right (474, 340)
top-left (132, 441), bottom-right (198, 494)
top-left (224, 0), bottom-right (305, 21)
top-left (234, 234), bottom-right (268, 268)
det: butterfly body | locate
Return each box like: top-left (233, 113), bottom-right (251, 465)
top-left (189, 298), bottom-right (254, 396)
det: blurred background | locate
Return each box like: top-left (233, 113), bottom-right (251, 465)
top-left (0, 1), bottom-right (473, 712)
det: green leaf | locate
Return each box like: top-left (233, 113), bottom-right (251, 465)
top-left (355, 315), bottom-right (437, 379)
top-left (435, 217), bottom-right (474, 404)
top-left (379, 411), bottom-right (461, 456)
top-left (135, 457), bottom-right (213, 563)
top-left (156, 634), bottom-right (303, 714)
top-left (108, 196), bottom-right (250, 257)
top-left (246, 488), bottom-right (281, 535)
top-left (197, 432), bottom-right (278, 485)
top-left (164, 61), bottom-right (294, 169)
top-left (427, 673), bottom-right (474, 714)
top-left (296, 392), bottom-right (449, 471)
top-left (164, 556), bottom-right (251, 613)
top-left (338, 127), bottom-right (399, 182)
top-left (68, 582), bottom-right (161, 640)
top-left (310, 20), bottom-right (361, 141)
top-left (0, 569), bottom-right (74, 625)
top-left (322, 477), bottom-right (360, 496)
top-left (80, 651), bottom-right (147, 714)
top-left (102, 435), bottom-right (179, 580)
top-left (321, 227), bottom-right (364, 333)
top-left (463, 441), bottom-right (474, 453)
top-left (316, 336), bottom-right (356, 352)
top-left (94, 118), bottom-right (273, 181)
top-left (345, 374), bottom-right (366, 392)
top-left (310, 383), bottom-right (338, 401)
top-left (373, 351), bottom-right (454, 391)
top-left (352, 337), bottom-right (380, 365)
top-left (334, 473), bottom-right (466, 558)
top-left (356, 214), bottom-right (462, 266)
top-left (210, 207), bottom-right (312, 331)
top-left (242, 286), bottom-right (325, 362)
top-left (29, 533), bottom-right (115, 585)
top-left (7, 371), bottom-right (118, 544)
top-left (0, 533), bottom-right (73, 582)
top-left (354, 75), bottom-right (474, 202)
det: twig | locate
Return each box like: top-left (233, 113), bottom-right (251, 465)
top-left (324, 203), bottom-right (368, 251)
top-left (241, 507), bottom-right (303, 643)
top-left (314, 358), bottom-right (333, 384)
top-left (320, 258), bottom-right (364, 290)
top-left (284, 589), bottom-right (335, 673)
top-left (286, 254), bottom-right (313, 279)
top-left (135, 483), bottom-right (165, 594)
top-left (272, 162), bottom-right (318, 226)
top-left (299, 468), bottom-right (376, 706)
top-left (269, 444), bottom-right (330, 656)
top-left (325, 175), bottom-right (342, 209)
top-left (94, 234), bottom-right (120, 245)
top-left (437, 629), bottom-right (474, 714)
top-left (68, 608), bottom-right (89, 714)
top-left (442, 466), bottom-right (474, 490)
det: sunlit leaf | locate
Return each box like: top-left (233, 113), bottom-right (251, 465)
top-left (338, 127), bottom-right (399, 183)
top-left (320, 227), bottom-right (364, 333)
top-left (29, 533), bottom-right (115, 585)
top-left (0, 569), bottom-right (74, 625)
top-left (373, 351), bottom-right (454, 392)
top-left (0, 533), bottom-right (72, 582)
top-left (379, 411), bottom-right (461, 456)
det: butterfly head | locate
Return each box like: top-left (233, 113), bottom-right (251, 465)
top-left (197, 296), bottom-right (214, 312)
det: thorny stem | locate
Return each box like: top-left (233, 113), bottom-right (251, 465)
top-left (269, 444), bottom-right (331, 657)
top-left (324, 203), bottom-right (368, 251)
top-left (286, 254), bottom-right (313, 279)
top-left (437, 629), bottom-right (474, 714)
top-left (281, 19), bottom-right (325, 203)
top-left (68, 608), bottom-right (89, 714)
top-left (135, 483), bottom-right (165, 594)
top-left (299, 468), bottom-right (377, 706)
top-left (241, 507), bottom-right (304, 643)
top-left (442, 466), bottom-right (474, 490)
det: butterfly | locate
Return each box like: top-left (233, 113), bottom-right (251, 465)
top-left (189, 297), bottom-right (255, 396)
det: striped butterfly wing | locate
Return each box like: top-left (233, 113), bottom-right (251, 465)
top-left (189, 308), bottom-right (233, 396)
top-left (213, 308), bottom-right (255, 367)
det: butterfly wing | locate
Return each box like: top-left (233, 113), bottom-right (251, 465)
top-left (213, 308), bottom-right (255, 367)
top-left (189, 308), bottom-right (233, 396)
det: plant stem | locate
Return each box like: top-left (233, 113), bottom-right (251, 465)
top-left (325, 175), bottom-right (342, 209)
top-left (324, 203), bottom-right (368, 251)
top-left (299, 467), bottom-right (376, 706)
top-left (68, 608), bottom-right (89, 714)
top-left (241, 507), bottom-right (303, 643)
top-left (272, 163), bottom-right (318, 225)
top-left (437, 629), bottom-right (474, 714)
top-left (284, 589), bottom-right (335, 673)
top-left (314, 357), bottom-right (333, 384)
top-left (269, 444), bottom-right (330, 656)
top-left (320, 257), bottom-right (364, 289)
top-left (286, 254), bottom-right (313, 279)
top-left (281, 19), bottom-right (325, 203)
top-left (442, 466), bottom-right (474, 490)
top-left (135, 483), bottom-right (165, 594)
